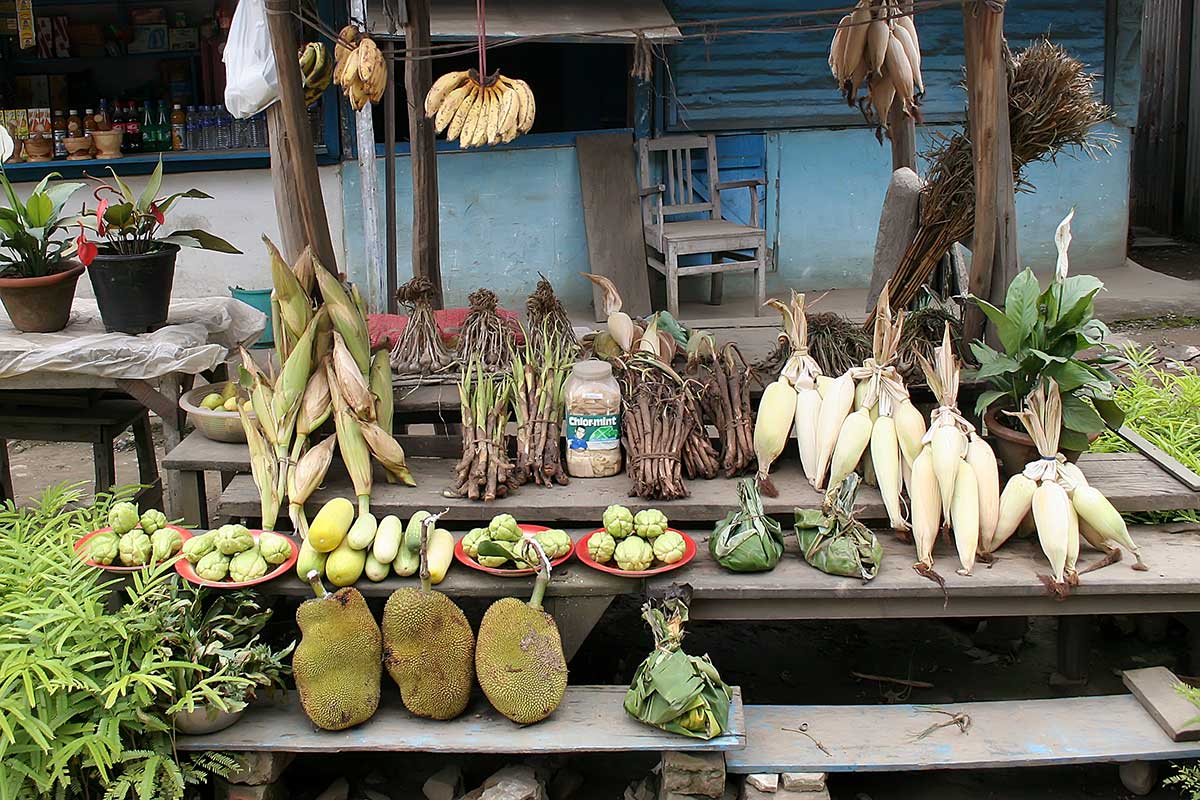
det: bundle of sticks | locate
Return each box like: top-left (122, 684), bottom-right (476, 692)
top-left (688, 335), bottom-right (755, 478)
top-left (445, 359), bottom-right (515, 501)
top-left (511, 329), bottom-right (571, 487)
top-left (621, 357), bottom-right (690, 500)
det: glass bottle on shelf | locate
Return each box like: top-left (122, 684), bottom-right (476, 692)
top-left (96, 101), bottom-right (111, 131)
top-left (82, 108), bottom-right (96, 140)
top-left (141, 101), bottom-right (156, 152)
top-left (171, 104), bottom-right (186, 151)
top-left (156, 101), bottom-right (170, 152)
top-left (52, 111), bottom-right (67, 159)
top-left (125, 102), bottom-right (142, 153)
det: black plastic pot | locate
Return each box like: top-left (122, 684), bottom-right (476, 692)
top-left (87, 244), bottom-right (179, 334)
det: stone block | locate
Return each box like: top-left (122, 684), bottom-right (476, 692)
top-left (215, 779), bottom-right (287, 800)
top-left (424, 765), bottom-right (465, 800)
top-left (660, 751), bottom-right (725, 798)
top-left (744, 775), bottom-right (777, 793)
top-left (740, 786), bottom-right (828, 800)
top-left (867, 166), bottom-right (923, 312)
top-left (481, 765), bottom-right (546, 800)
top-left (225, 752), bottom-right (295, 786)
top-left (780, 774), bottom-right (826, 793)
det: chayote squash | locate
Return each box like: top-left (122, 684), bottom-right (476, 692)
top-left (602, 505), bottom-right (635, 539)
top-left (634, 509), bottom-right (669, 540)
top-left (196, 550), bottom-right (231, 582)
top-left (108, 501), bottom-right (139, 535)
top-left (182, 532), bottom-right (217, 564)
top-left (258, 531), bottom-right (293, 565)
top-left (615, 535), bottom-right (654, 571)
top-left (652, 530), bottom-right (686, 564)
top-left (150, 527), bottom-right (183, 562)
top-left (487, 513), bottom-right (521, 543)
top-left (87, 531), bottom-right (120, 566)
top-left (118, 531), bottom-right (152, 566)
top-left (229, 547), bottom-right (269, 582)
top-left (587, 530), bottom-right (616, 564)
top-left (139, 509), bottom-right (168, 535)
top-left (215, 524), bottom-right (255, 555)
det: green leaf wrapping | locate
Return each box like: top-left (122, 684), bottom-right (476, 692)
top-left (709, 478), bottom-right (785, 572)
top-left (623, 592), bottom-right (733, 740)
top-left (793, 475), bottom-right (883, 581)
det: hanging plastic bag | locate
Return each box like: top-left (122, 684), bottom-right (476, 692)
top-left (223, 0), bottom-right (279, 119)
top-left (794, 474), bottom-right (883, 581)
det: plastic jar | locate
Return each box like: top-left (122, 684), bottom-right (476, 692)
top-left (563, 359), bottom-right (622, 478)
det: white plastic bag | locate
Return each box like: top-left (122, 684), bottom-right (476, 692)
top-left (223, 0), bottom-right (279, 119)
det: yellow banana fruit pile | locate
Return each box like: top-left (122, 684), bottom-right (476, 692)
top-left (333, 25), bottom-right (386, 111)
top-left (424, 69), bottom-right (536, 148)
top-left (829, 0), bottom-right (924, 134)
top-left (299, 42), bottom-right (333, 107)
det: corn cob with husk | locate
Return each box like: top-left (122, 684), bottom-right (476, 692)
top-left (841, 283), bottom-right (911, 534)
top-left (369, 350), bottom-right (393, 435)
top-left (238, 395), bottom-right (282, 530)
top-left (769, 292), bottom-right (825, 487)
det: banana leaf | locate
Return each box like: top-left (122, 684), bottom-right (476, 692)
top-left (624, 586), bottom-right (732, 740)
top-left (794, 474), bottom-right (883, 581)
top-left (709, 478), bottom-right (785, 572)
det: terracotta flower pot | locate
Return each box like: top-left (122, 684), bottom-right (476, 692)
top-left (22, 136), bottom-right (53, 162)
top-left (91, 129), bottom-right (123, 159)
top-left (984, 406), bottom-right (1093, 478)
top-left (0, 261), bottom-right (84, 333)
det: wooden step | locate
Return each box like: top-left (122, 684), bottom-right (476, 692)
top-left (218, 451), bottom-right (1200, 526)
top-left (727, 695), bottom-right (1200, 773)
top-left (176, 686), bottom-right (745, 754)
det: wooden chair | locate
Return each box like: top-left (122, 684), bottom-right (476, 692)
top-left (637, 134), bottom-right (768, 318)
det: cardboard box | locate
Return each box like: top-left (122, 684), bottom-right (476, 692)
top-left (168, 27), bottom-right (198, 50)
top-left (128, 23), bottom-right (168, 53)
top-left (3, 110), bottom-right (30, 140)
top-left (28, 108), bottom-right (51, 136)
top-left (130, 6), bottom-right (166, 24)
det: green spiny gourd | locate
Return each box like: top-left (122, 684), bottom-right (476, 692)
top-left (293, 571), bottom-right (382, 730)
top-left (382, 510), bottom-right (475, 720)
top-left (474, 536), bottom-right (568, 724)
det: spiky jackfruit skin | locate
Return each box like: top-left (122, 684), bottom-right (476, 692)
top-left (294, 587), bottom-right (382, 731)
top-left (475, 598), bottom-right (568, 724)
top-left (382, 588), bottom-right (474, 720)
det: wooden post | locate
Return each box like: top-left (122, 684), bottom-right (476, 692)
top-left (266, 106), bottom-right (306, 262)
top-left (347, 0), bottom-right (385, 312)
top-left (264, 0), bottom-right (337, 272)
top-left (405, 0), bottom-right (444, 309)
top-left (383, 46), bottom-right (399, 314)
top-left (888, 103), bottom-right (917, 171)
top-left (961, 0), bottom-right (1017, 343)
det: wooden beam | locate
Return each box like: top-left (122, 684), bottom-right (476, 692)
top-left (347, 2), bottom-right (385, 311)
top-left (888, 102), bottom-right (917, 171)
top-left (961, 0), bottom-right (1017, 342)
top-left (383, 44), bottom-right (399, 314)
top-left (405, 0), bottom-right (444, 309)
top-left (266, 106), bottom-right (306, 262)
top-left (264, 0), bottom-right (337, 273)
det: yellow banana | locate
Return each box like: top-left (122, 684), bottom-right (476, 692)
top-left (485, 83), bottom-right (502, 145)
top-left (497, 85), bottom-right (519, 142)
top-left (446, 83), bottom-right (478, 141)
top-left (470, 86), bottom-right (494, 148)
top-left (338, 47), bottom-right (361, 89)
top-left (358, 37), bottom-right (380, 84)
top-left (299, 43), bottom-right (318, 77)
top-left (434, 83), bottom-right (471, 133)
top-left (514, 79), bottom-right (536, 134)
top-left (425, 70), bottom-right (470, 117)
top-left (334, 24), bottom-right (359, 66)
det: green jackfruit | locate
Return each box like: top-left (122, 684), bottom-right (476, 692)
top-left (475, 538), bottom-right (567, 724)
top-left (293, 571), bottom-right (382, 731)
top-left (383, 514), bottom-right (474, 720)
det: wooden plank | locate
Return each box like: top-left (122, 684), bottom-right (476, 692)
top-left (1115, 426), bottom-right (1200, 491)
top-left (220, 452), bottom-right (1200, 524)
top-left (178, 686), bottom-right (745, 753)
top-left (726, 695), bottom-right (1200, 773)
top-left (1123, 667), bottom-right (1200, 742)
top-left (577, 132), bottom-right (652, 319)
top-left (163, 431), bottom-right (462, 472)
top-left (266, 106), bottom-right (306, 262)
top-left (405, 0), bottom-right (443, 309)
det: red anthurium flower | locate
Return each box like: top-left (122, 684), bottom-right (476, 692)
top-left (75, 229), bottom-right (97, 266)
top-left (95, 197), bottom-right (108, 237)
top-left (149, 203), bottom-right (165, 226)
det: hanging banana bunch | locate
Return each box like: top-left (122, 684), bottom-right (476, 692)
top-left (299, 42), bottom-right (334, 107)
top-left (333, 24), bottom-right (386, 111)
top-left (424, 70), bottom-right (536, 148)
top-left (828, 0), bottom-right (924, 140)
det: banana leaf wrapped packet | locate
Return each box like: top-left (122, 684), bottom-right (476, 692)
top-left (624, 585), bottom-right (732, 740)
top-left (794, 473), bottom-right (883, 581)
top-left (710, 478), bottom-right (785, 572)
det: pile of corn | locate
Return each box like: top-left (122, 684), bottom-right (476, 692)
top-left (994, 380), bottom-right (1145, 596)
top-left (238, 237), bottom-right (415, 537)
top-left (829, 0), bottom-right (924, 136)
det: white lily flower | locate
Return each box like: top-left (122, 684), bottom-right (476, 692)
top-left (1054, 208), bottom-right (1075, 281)
top-left (0, 125), bottom-right (13, 163)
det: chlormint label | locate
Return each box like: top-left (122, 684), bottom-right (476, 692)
top-left (565, 412), bottom-right (620, 451)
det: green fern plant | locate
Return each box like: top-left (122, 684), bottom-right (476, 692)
top-left (1165, 683), bottom-right (1200, 798)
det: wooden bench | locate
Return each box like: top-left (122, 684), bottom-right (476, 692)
top-left (176, 686), bottom-right (746, 754)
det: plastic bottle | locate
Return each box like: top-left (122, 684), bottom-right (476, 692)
top-left (52, 111), bottom-right (67, 159)
top-left (157, 101), bottom-right (170, 151)
top-left (171, 104), bottom-right (186, 151)
top-left (140, 101), bottom-right (156, 152)
top-left (202, 106), bottom-right (215, 150)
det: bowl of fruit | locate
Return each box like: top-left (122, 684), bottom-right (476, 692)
top-left (175, 523), bottom-right (299, 588)
top-left (180, 382), bottom-right (256, 443)
top-left (75, 500), bottom-right (193, 572)
top-left (456, 514), bottom-right (575, 576)
top-left (575, 505), bottom-right (695, 577)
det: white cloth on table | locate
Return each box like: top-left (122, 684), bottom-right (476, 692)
top-left (0, 298), bottom-right (266, 380)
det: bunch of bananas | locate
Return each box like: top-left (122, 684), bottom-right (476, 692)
top-left (299, 42), bottom-right (333, 107)
top-left (424, 69), bottom-right (536, 148)
top-left (829, 0), bottom-right (924, 137)
top-left (333, 25), bottom-right (386, 111)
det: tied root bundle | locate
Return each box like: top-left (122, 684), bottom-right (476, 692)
top-left (389, 277), bottom-right (456, 377)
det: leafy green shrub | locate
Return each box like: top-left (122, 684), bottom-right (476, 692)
top-left (1164, 683), bottom-right (1200, 798)
top-left (0, 484), bottom-right (279, 799)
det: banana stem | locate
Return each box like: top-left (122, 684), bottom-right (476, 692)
top-left (525, 536), bottom-right (551, 610)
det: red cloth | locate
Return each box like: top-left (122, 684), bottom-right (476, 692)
top-left (368, 308), bottom-right (522, 350)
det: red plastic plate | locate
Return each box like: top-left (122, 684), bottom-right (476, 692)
top-left (574, 528), bottom-right (696, 577)
top-left (453, 524), bottom-right (573, 577)
top-left (175, 531), bottom-right (300, 589)
top-left (75, 525), bottom-right (194, 572)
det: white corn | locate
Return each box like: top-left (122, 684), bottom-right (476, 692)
top-left (931, 425), bottom-right (966, 520)
top-left (1058, 460), bottom-right (1088, 493)
top-left (894, 399), bottom-right (926, 467)
top-left (991, 473), bottom-right (1036, 553)
top-left (816, 374), bottom-right (834, 398)
top-left (1064, 501), bottom-right (1080, 580)
top-left (910, 446), bottom-right (939, 569)
top-left (966, 435), bottom-right (999, 553)
top-left (794, 387), bottom-right (822, 484)
top-left (1032, 479), bottom-right (1071, 584)
top-left (950, 459), bottom-right (978, 576)
top-left (754, 378), bottom-right (798, 497)
top-left (814, 372), bottom-right (855, 489)
top-left (871, 415), bottom-right (906, 531)
top-left (827, 408), bottom-right (873, 490)
top-left (1072, 484), bottom-right (1142, 557)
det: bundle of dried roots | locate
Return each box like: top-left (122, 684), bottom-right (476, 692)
top-left (390, 277), bottom-right (457, 376)
top-left (688, 336), bottom-right (755, 478)
top-left (445, 359), bottom-right (515, 501)
top-left (458, 287), bottom-right (518, 371)
top-left (621, 356), bottom-right (690, 500)
top-left (753, 312), bottom-right (870, 385)
top-left (526, 274), bottom-right (579, 355)
top-left (511, 332), bottom-right (572, 488)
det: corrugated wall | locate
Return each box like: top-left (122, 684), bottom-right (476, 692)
top-left (662, 0), bottom-right (1108, 131)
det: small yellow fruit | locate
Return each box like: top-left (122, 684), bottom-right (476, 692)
top-left (201, 393), bottom-right (224, 410)
top-left (222, 396), bottom-right (239, 412)
top-left (309, 497), bottom-right (355, 553)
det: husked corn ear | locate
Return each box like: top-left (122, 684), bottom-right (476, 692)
top-left (359, 420), bottom-right (417, 487)
top-left (910, 447), bottom-right (939, 569)
top-left (816, 374), bottom-right (834, 398)
top-left (827, 408), bottom-right (873, 491)
top-left (1033, 480), bottom-right (1071, 584)
top-left (1065, 501), bottom-right (1080, 581)
top-left (1058, 461), bottom-right (1088, 493)
top-left (870, 415), bottom-right (906, 531)
top-left (608, 310), bottom-right (636, 351)
top-left (814, 372), bottom-right (855, 489)
top-left (754, 379), bottom-right (798, 497)
top-left (296, 366), bottom-right (332, 438)
top-left (292, 245), bottom-right (316, 296)
top-left (288, 435), bottom-right (337, 538)
top-left (370, 350), bottom-right (394, 435)
top-left (239, 402), bottom-right (281, 531)
top-left (992, 473), bottom-right (1036, 553)
top-left (332, 332), bottom-right (376, 419)
top-left (1072, 484), bottom-right (1143, 562)
top-left (794, 387), bottom-right (822, 483)
top-left (966, 436), bottom-right (999, 553)
top-left (931, 426), bottom-right (966, 520)
top-left (314, 264), bottom-right (371, 374)
top-left (894, 399), bottom-right (926, 466)
top-left (950, 459), bottom-right (978, 576)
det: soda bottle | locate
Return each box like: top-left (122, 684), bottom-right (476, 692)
top-left (126, 102), bottom-right (142, 153)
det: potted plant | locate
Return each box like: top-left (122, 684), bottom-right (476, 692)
top-left (75, 157), bottom-right (241, 334)
top-left (162, 586), bottom-right (293, 735)
top-left (0, 129), bottom-right (86, 332)
top-left (968, 212), bottom-right (1124, 474)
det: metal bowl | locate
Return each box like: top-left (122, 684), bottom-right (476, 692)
top-left (180, 382), bottom-right (253, 443)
